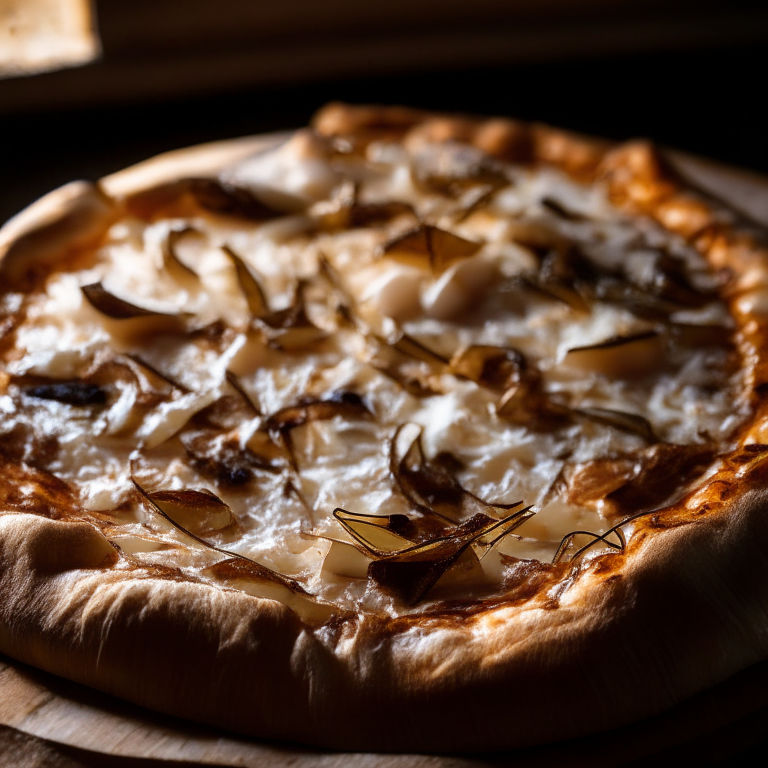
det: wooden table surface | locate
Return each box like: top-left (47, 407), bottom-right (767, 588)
top-left (2, 147), bottom-right (768, 768)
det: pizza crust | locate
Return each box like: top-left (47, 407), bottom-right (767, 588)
top-left (2, 104), bottom-right (768, 752)
top-left (3, 477), bottom-right (768, 752)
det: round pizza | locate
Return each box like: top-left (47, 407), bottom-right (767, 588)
top-left (2, 103), bottom-right (768, 753)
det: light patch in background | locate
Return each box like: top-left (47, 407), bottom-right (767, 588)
top-left (0, 0), bottom-right (99, 78)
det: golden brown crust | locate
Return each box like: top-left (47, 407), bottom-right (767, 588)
top-left (3, 104), bottom-right (768, 752)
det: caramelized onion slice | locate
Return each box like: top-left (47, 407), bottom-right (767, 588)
top-left (390, 423), bottom-right (524, 527)
top-left (255, 281), bottom-right (327, 350)
top-left (333, 508), bottom-right (414, 556)
top-left (23, 380), bottom-right (106, 407)
top-left (564, 330), bottom-right (665, 378)
top-left (126, 178), bottom-right (284, 222)
top-left (369, 507), bottom-right (534, 604)
top-left (81, 282), bottom-right (188, 342)
top-left (265, 391), bottom-right (371, 433)
top-left (82, 282), bottom-right (177, 320)
top-left (449, 345), bottom-right (525, 390)
top-left (574, 407), bottom-right (657, 443)
top-left (221, 245), bottom-right (269, 319)
top-left (148, 488), bottom-right (235, 536)
top-left (381, 225), bottom-right (481, 272)
top-left (365, 333), bottom-right (447, 398)
top-left (312, 183), bottom-right (415, 232)
top-left (162, 228), bottom-right (202, 288)
top-left (181, 429), bottom-right (280, 485)
top-left (565, 458), bottom-right (638, 507)
top-left (606, 442), bottom-right (716, 517)
top-left (563, 441), bottom-right (716, 518)
top-left (206, 558), bottom-right (336, 624)
top-left (133, 479), bottom-right (309, 596)
top-left (225, 370), bottom-right (261, 415)
top-left (496, 378), bottom-right (570, 431)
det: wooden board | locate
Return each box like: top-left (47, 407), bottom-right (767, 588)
top-left (2, 145), bottom-right (768, 767)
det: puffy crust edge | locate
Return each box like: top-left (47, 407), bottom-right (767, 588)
top-left (3, 105), bottom-right (768, 752)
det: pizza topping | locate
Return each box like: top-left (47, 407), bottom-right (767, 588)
top-left (390, 423), bottom-right (520, 527)
top-left (572, 407), bottom-right (657, 443)
top-left (23, 379), bottom-right (107, 407)
top-left (563, 331), bottom-right (666, 378)
top-left (0, 123), bottom-right (749, 619)
top-left (162, 228), bottom-right (203, 288)
top-left (148, 488), bottom-right (236, 536)
top-left (367, 507), bottom-right (536, 604)
top-left (381, 225), bottom-right (482, 272)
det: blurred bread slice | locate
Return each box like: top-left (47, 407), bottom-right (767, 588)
top-left (0, 0), bottom-right (99, 77)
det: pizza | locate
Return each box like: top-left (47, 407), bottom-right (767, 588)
top-left (2, 103), bottom-right (768, 753)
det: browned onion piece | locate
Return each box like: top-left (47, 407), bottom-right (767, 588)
top-left (148, 488), bottom-right (236, 536)
top-left (565, 458), bottom-right (638, 508)
top-left (564, 330), bottom-right (666, 379)
top-left (255, 281), bottom-right (327, 351)
top-left (313, 182), bottom-right (415, 232)
top-left (368, 508), bottom-right (534, 604)
top-left (162, 228), bottom-right (202, 288)
top-left (81, 282), bottom-right (188, 342)
top-left (496, 375), bottom-right (571, 431)
top-left (133, 479), bottom-right (335, 624)
top-left (390, 423), bottom-right (524, 529)
top-left (221, 245), bottom-right (269, 319)
top-left (606, 442), bottom-right (717, 517)
top-left (22, 379), bottom-right (106, 407)
top-left (574, 407), bottom-right (658, 443)
top-left (332, 508), bottom-right (414, 556)
top-left (125, 178), bottom-right (284, 222)
top-left (225, 370), bottom-right (261, 415)
top-left (366, 333), bottom-right (448, 398)
top-left (632, 250), bottom-right (717, 309)
top-left (381, 225), bottom-right (481, 272)
top-left (540, 197), bottom-right (585, 221)
top-left (181, 429), bottom-right (280, 485)
top-left (449, 345), bottom-right (525, 390)
top-left (81, 282), bottom-right (175, 320)
top-left (533, 246), bottom-right (599, 313)
top-left (265, 391), bottom-right (371, 433)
